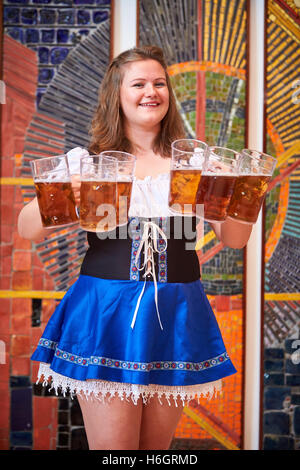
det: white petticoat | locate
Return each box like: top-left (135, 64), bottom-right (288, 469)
top-left (37, 362), bottom-right (222, 406)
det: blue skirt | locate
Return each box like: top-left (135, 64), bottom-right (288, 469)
top-left (31, 274), bottom-right (236, 389)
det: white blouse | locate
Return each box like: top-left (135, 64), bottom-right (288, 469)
top-left (66, 146), bottom-right (173, 218)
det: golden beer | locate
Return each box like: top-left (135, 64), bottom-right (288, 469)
top-left (195, 174), bottom-right (237, 222)
top-left (116, 180), bottom-right (133, 226)
top-left (169, 169), bottom-right (202, 213)
top-left (228, 174), bottom-right (271, 224)
top-left (35, 181), bottom-right (78, 228)
top-left (80, 180), bottom-right (117, 232)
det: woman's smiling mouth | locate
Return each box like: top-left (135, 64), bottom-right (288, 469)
top-left (139, 102), bottom-right (160, 107)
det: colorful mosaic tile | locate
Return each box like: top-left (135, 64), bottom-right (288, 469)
top-left (263, 0), bottom-right (300, 450)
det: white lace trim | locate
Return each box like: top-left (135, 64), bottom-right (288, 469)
top-left (37, 362), bottom-right (222, 406)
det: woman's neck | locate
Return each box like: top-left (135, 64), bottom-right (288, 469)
top-left (125, 123), bottom-right (160, 156)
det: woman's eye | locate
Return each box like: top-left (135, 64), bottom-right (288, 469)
top-left (133, 83), bottom-right (144, 88)
top-left (155, 82), bottom-right (166, 87)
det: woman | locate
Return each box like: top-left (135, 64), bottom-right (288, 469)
top-left (18, 46), bottom-right (252, 450)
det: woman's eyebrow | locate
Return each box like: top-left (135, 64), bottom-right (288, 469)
top-left (129, 77), bottom-right (167, 83)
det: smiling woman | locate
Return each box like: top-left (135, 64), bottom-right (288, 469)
top-left (120, 59), bottom-right (170, 133)
top-left (88, 46), bottom-right (186, 159)
top-left (18, 45), bottom-right (251, 451)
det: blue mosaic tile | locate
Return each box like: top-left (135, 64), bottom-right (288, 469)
top-left (264, 387), bottom-right (291, 410)
top-left (11, 388), bottom-right (32, 432)
top-left (78, 9), bottom-right (90, 24)
top-left (10, 376), bottom-right (31, 388)
top-left (38, 46), bottom-right (49, 63)
top-left (93, 10), bottom-right (108, 23)
top-left (32, 0), bottom-right (52, 3)
top-left (264, 373), bottom-right (284, 386)
top-left (52, 0), bottom-right (73, 4)
top-left (40, 8), bottom-right (56, 24)
top-left (4, 7), bottom-right (20, 24)
top-left (39, 68), bottom-right (54, 84)
top-left (286, 358), bottom-right (300, 375)
top-left (50, 47), bottom-right (69, 64)
top-left (264, 360), bottom-right (284, 372)
top-left (41, 29), bottom-right (55, 43)
top-left (57, 28), bottom-right (69, 43)
top-left (286, 375), bottom-right (300, 386)
top-left (10, 431), bottom-right (32, 449)
top-left (79, 29), bottom-right (89, 37)
top-left (74, 0), bottom-right (95, 3)
top-left (25, 28), bottom-right (39, 43)
top-left (58, 9), bottom-right (75, 24)
top-left (6, 0), bottom-right (30, 4)
top-left (21, 8), bottom-right (38, 24)
top-left (294, 406), bottom-right (300, 436)
top-left (291, 394), bottom-right (300, 405)
top-left (263, 435), bottom-right (294, 450)
top-left (37, 87), bottom-right (47, 107)
top-left (285, 338), bottom-right (300, 355)
top-left (264, 348), bottom-right (284, 360)
top-left (264, 411), bottom-right (290, 435)
top-left (7, 27), bottom-right (24, 43)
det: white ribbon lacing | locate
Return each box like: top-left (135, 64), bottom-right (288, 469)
top-left (131, 221), bottom-right (168, 330)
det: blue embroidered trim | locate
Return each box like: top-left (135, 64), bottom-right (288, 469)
top-left (38, 337), bottom-right (229, 372)
top-left (129, 217), bottom-right (141, 281)
top-left (158, 217), bottom-right (167, 283)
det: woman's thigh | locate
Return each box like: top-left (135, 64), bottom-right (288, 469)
top-left (139, 395), bottom-right (184, 450)
top-left (77, 393), bottom-right (143, 450)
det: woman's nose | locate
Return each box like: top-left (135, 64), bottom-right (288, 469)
top-left (144, 83), bottom-right (157, 97)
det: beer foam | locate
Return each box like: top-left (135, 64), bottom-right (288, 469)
top-left (117, 175), bottom-right (132, 182)
top-left (239, 171), bottom-right (270, 176)
top-left (80, 177), bottom-right (116, 182)
top-left (189, 154), bottom-right (204, 167)
top-left (202, 172), bottom-right (238, 176)
top-left (34, 175), bottom-right (70, 183)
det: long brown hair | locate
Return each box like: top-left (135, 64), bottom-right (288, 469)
top-left (88, 45), bottom-right (186, 157)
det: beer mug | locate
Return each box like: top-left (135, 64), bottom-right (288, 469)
top-left (194, 146), bottom-right (240, 222)
top-left (30, 154), bottom-right (78, 228)
top-left (169, 139), bottom-right (208, 215)
top-left (100, 151), bottom-right (136, 226)
top-left (228, 149), bottom-right (277, 224)
top-left (80, 155), bottom-right (117, 232)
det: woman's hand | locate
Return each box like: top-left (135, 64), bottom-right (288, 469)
top-left (210, 218), bottom-right (253, 249)
top-left (71, 174), bottom-right (81, 206)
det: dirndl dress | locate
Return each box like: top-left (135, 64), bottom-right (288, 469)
top-left (31, 148), bottom-right (237, 406)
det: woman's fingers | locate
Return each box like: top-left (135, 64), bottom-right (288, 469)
top-left (71, 174), bottom-right (81, 204)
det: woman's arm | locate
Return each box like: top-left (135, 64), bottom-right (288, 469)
top-left (17, 197), bottom-right (57, 241)
top-left (210, 218), bottom-right (253, 249)
top-left (18, 175), bottom-right (81, 242)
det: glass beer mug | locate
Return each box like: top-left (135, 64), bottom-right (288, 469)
top-left (79, 155), bottom-right (117, 233)
top-left (194, 146), bottom-right (240, 222)
top-left (228, 149), bottom-right (277, 224)
top-left (30, 154), bottom-right (78, 228)
top-left (169, 139), bottom-right (208, 215)
top-left (100, 151), bottom-right (136, 227)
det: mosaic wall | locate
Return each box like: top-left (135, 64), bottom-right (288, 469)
top-left (2, 0), bottom-right (298, 452)
top-left (139, 0), bottom-right (246, 450)
top-left (262, 0), bottom-right (300, 450)
top-left (4, 0), bottom-right (110, 108)
top-left (1, 0), bottom-right (112, 450)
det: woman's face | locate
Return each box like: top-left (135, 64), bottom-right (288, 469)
top-left (120, 59), bottom-right (170, 132)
